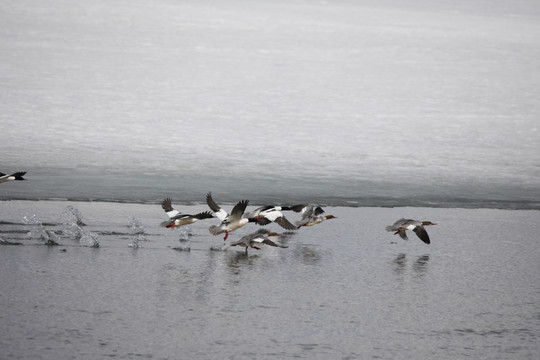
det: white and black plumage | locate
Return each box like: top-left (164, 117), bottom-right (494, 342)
top-left (0, 172), bottom-right (26, 183)
top-left (229, 230), bottom-right (287, 255)
top-left (244, 205), bottom-right (298, 231)
top-left (160, 198), bottom-right (214, 228)
top-left (292, 205), bottom-right (337, 228)
top-left (206, 192), bottom-right (250, 241)
top-left (385, 218), bottom-right (437, 244)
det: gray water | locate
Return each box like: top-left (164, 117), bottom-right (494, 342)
top-left (0, 200), bottom-right (539, 359)
top-left (1, 1), bottom-right (540, 358)
top-left (1, 0), bottom-right (540, 208)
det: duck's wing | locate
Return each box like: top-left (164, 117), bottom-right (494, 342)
top-left (161, 198), bottom-right (174, 212)
top-left (206, 192), bottom-right (228, 221)
top-left (313, 207), bottom-right (325, 216)
top-left (394, 218), bottom-right (410, 226)
top-left (229, 200), bottom-right (249, 221)
top-left (205, 192), bottom-right (220, 212)
top-left (289, 204), bottom-right (309, 213)
top-left (208, 224), bottom-right (224, 236)
top-left (260, 238), bottom-right (280, 247)
top-left (194, 211), bottom-right (214, 220)
top-left (295, 217), bottom-right (308, 228)
top-left (170, 213), bottom-right (191, 221)
top-left (386, 218), bottom-right (411, 232)
top-left (398, 230), bottom-right (409, 240)
top-left (161, 198), bottom-right (180, 218)
top-left (244, 205), bottom-right (269, 219)
top-left (0, 172), bottom-right (26, 181)
top-left (413, 225), bottom-right (431, 244)
top-left (257, 210), bottom-right (296, 230)
top-left (256, 217), bottom-right (272, 226)
top-left (258, 237), bottom-right (287, 248)
top-left (274, 216), bottom-right (297, 230)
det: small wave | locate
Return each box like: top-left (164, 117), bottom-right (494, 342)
top-left (209, 245), bottom-right (227, 252)
top-left (454, 327), bottom-right (536, 338)
top-left (0, 235), bottom-right (23, 245)
top-left (172, 246), bottom-right (191, 252)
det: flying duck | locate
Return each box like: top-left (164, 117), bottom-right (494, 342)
top-left (206, 192), bottom-right (250, 241)
top-left (160, 198), bottom-right (214, 228)
top-left (0, 171), bottom-right (26, 183)
top-left (245, 205), bottom-right (298, 230)
top-left (385, 218), bottom-right (437, 244)
top-left (293, 205), bottom-right (337, 228)
top-left (229, 230), bottom-right (287, 255)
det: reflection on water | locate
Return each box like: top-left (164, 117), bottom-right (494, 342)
top-left (413, 255), bottom-right (430, 276)
top-left (392, 253), bottom-right (407, 275)
top-left (1, 200), bottom-right (538, 360)
top-left (392, 253), bottom-right (430, 277)
top-left (225, 251), bottom-right (254, 275)
top-left (294, 245), bottom-right (327, 265)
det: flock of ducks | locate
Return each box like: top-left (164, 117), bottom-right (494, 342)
top-left (1, 171), bottom-right (438, 253)
top-left (159, 192), bottom-right (437, 254)
top-left (160, 192), bottom-right (338, 254)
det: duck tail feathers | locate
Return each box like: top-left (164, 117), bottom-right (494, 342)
top-left (208, 225), bottom-right (223, 236)
top-left (160, 220), bottom-right (175, 228)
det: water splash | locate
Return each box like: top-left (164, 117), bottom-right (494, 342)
top-left (22, 213), bottom-right (45, 240)
top-left (209, 245), bottom-right (227, 252)
top-left (177, 227), bottom-right (192, 242)
top-left (21, 213), bottom-right (63, 246)
top-left (41, 229), bottom-right (60, 246)
top-left (128, 217), bottom-right (146, 248)
top-left (80, 233), bottom-right (100, 248)
top-left (60, 206), bottom-right (99, 247)
top-left (62, 205), bottom-right (86, 226)
top-left (62, 208), bottom-right (84, 240)
top-left (128, 217), bottom-right (145, 235)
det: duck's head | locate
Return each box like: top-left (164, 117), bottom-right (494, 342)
top-left (422, 221), bottom-right (437, 226)
top-left (325, 215), bottom-right (337, 220)
top-left (266, 232), bottom-right (280, 237)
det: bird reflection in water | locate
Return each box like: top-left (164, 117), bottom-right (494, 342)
top-left (412, 255), bottom-right (430, 275)
top-left (392, 253), bottom-right (430, 277)
top-left (294, 245), bottom-right (326, 265)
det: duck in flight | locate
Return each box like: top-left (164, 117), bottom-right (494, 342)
top-left (385, 218), bottom-right (437, 244)
top-left (244, 205), bottom-right (298, 230)
top-left (206, 192), bottom-right (250, 241)
top-left (293, 205), bottom-right (337, 228)
top-left (229, 230), bottom-right (287, 255)
top-left (160, 198), bottom-right (214, 228)
top-left (0, 171), bottom-right (26, 183)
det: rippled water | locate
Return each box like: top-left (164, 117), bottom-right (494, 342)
top-left (0, 201), bottom-right (538, 359)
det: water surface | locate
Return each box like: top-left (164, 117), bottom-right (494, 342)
top-left (1, 201), bottom-right (538, 359)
